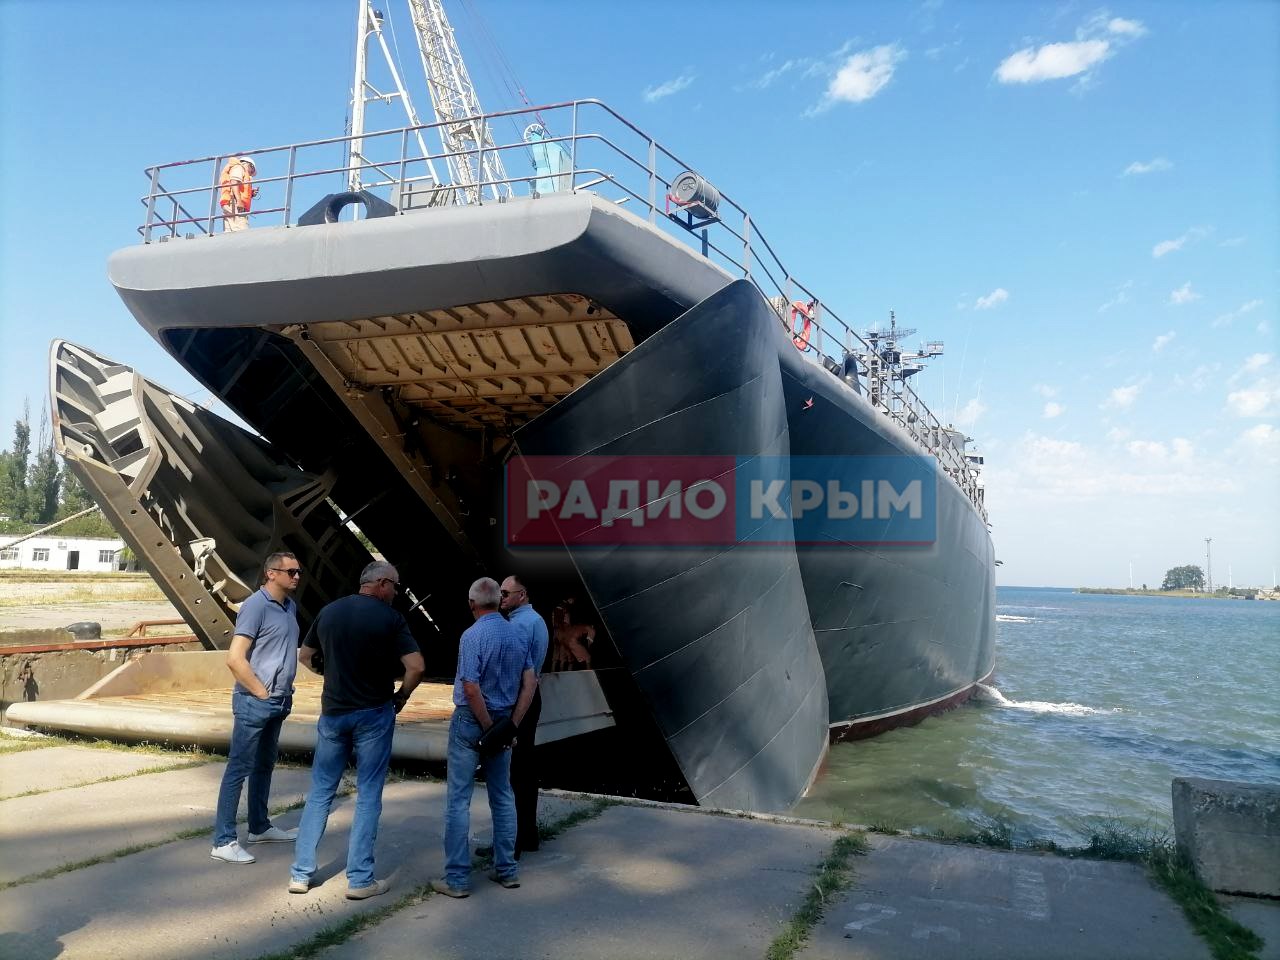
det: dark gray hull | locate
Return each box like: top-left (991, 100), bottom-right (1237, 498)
top-left (105, 193), bottom-right (995, 811)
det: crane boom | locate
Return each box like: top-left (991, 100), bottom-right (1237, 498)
top-left (405, 0), bottom-right (512, 202)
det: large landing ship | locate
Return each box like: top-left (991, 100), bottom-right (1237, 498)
top-left (52, 0), bottom-right (995, 813)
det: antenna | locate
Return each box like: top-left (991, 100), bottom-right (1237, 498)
top-left (1204, 537), bottom-right (1213, 593)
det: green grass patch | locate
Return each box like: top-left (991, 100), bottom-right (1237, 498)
top-left (0, 571), bottom-right (155, 583)
top-left (255, 795), bottom-right (617, 960)
top-left (907, 816), bottom-right (1264, 960)
top-left (0, 758), bottom-right (209, 800)
top-left (1145, 843), bottom-right (1264, 960)
top-left (765, 832), bottom-right (869, 960)
top-left (253, 886), bottom-right (426, 960)
top-left (537, 796), bottom-right (614, 843)
top-left (0, 792), bottom-right (322, 891)
top-left (0, 731), bottom-right (218, 762)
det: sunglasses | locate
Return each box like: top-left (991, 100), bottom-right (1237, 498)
top-left (270, 567), bottom-right (303, 577)
top-left (378, 577), bottom-right (400, 589)
top-left (499, 589), bottom-right (524, 598)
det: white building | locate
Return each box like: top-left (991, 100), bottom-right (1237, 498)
top-left (0, 535), bottom-right (126, 572)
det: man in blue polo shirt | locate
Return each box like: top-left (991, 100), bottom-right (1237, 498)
top-left (499, 574), bottom-right (549, 859)
top-left (431, 577), bottom-right (537, 898)
top-left (211, 551), bottom-right (302, 865)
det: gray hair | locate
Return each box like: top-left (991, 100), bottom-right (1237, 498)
top-left (359, 560), bottom-right (398, 586)
top-left (468, 577), bottom-right (501, 609)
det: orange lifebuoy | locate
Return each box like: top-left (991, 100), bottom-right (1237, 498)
top-left (790, 301), bottom-right (813, 351)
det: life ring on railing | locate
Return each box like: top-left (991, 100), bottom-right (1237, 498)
top-left (790, 301), bottom-right (814, 351)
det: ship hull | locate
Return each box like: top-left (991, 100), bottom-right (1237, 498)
top-left (105, 192), bottom-right (995, 811)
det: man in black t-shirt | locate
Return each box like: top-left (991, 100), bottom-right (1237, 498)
top-left (287, 561), bottom-right (424, 900)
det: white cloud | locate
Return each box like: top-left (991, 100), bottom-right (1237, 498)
top-left (1124, 157), bottom-right (1171, 176)
top-left (1152, 331), bottom-right (1176, 352)
top-left (1129, 437), bottom-right (1192, 463)
top-left (744, 57), bottom-right (801, 90)
top-left (642, 74), bottom-right (695, 102)
top-left (1043, 401), bottom-right (1065, 419)
top-left (996, 39), bottom-right (1110, 83)
top-left (990, 431), bottom-right (1232, 503)
top-left (995, 14), bottom-right (1145, 87)
top-left (1233, 424), bottom-right (1280, 463)
top-left (1034, 383), bottom-right (1058, 398)
top-left (955, 396), bottom-right (987, 426)
top-left (1104, 381), bottom-right (1145, 409)
top-left (1107, 17), bottom-right (1147, 37)
top-left (1127, 439), bottom-right (1167, 460)
top-left (1173, 363), bottom-right (1220, 393)
top-left (1243, 353), bottom-right (1273, 373)
top-left (1220, 236), bottom-right (1246, 247)
top-left (1169, 282), bottom-right (1200, 305)
top-left (925, 40), bottom-right (962, 60)
top-left (1212, 301), bottom-right (1263, 328)
top-left (1098, 281), bottom-right (1132, 313)
top-left (1106, 426), bottom-right (1132, 443)
top-left (975, 287), bottom-right (1010, 310)
top-left (1227, 377), bottom-right (1280, 418)
top-left (1153, 225), bottom-right (1211, 258)
top-left (811, 44), bottom-right (906, 112)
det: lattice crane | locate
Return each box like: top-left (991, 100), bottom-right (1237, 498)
top-left (348, 0), bottom-right (512, 204)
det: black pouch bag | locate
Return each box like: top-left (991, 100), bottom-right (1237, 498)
top-left (477, 716), bottom-right (518, 758)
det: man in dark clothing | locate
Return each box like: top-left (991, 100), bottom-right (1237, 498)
top-left (287, 561), bottom-right (424, 900)
top-left (500, 574), bottom-right (549, 858)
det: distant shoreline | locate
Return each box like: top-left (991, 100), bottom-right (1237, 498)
top-left (1076, 587), bottom-right (1274, 600)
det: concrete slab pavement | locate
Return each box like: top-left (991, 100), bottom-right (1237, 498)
top-left (322, 804), bottom-right (842, 960)
top-left (1223, 896), bottom-right (1280, 960)
top-left (0, 778), bottom-right (592, 960)
top-left (0, 744), bottom-right (182, 798)
top-left (798, 834), bottom-right (1212, 960)
top-left (0, 759), bottom-right (313, 884)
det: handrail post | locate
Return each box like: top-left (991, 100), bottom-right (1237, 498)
top-left (570, 102), bottom-right (579, 192)
top-left (283, 145), bottom-right (298, 226)
top-left (397, 128), bottom-right (409, 212)
top-left (207, 158), bottom-right (221, 236)
top-left (477, 114), bottom-right (485, 204)
top-left (647, 138), bottom-right (657, 224)
top-left (143, 167), bottom-right (160, 243)
top-left (742, 213), bottom-right (751, 279)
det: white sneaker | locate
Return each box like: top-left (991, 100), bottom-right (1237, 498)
top-left (210, 841), bottom-right (255, 864)
top-left (247, 825), bottom-right (298, 843)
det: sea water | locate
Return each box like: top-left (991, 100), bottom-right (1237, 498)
top-left (794, 586), bottom-right (1280, 844)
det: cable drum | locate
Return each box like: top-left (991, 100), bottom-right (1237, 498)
top-left (669, 171), bottom-right (720, 220)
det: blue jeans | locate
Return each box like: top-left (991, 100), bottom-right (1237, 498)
top-left (214, 691), bottom-right (292, 847)
top-left (444, 705), bottom-right (516, 889)
top-left (290, 703), bottom-right (396, 889)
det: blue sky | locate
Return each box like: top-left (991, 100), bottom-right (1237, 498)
top-left (1, 0), bottom-right (1276, 588)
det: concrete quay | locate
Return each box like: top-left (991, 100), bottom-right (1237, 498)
top-left (0, 738), bottom-right (1271, 960)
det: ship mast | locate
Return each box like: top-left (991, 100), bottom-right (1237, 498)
top-left (348, 0), bottom-right (441, 193)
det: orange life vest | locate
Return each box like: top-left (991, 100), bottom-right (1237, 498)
top-left (219, 159), bottom-right (253, 211)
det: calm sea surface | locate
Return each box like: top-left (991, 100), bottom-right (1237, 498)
top-left (794, 586), bottom-right (1280, 844)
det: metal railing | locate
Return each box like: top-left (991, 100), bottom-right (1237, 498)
top-left (135, 100), bottom-right (985, 519)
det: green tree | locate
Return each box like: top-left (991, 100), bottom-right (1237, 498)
top-left (28, 406), bottom-right (62, 524)
top-left (1161, 565), bottom-right (1205, 591)
top-left (0, 402), bottom-right (32, 521)
top-left (58, 463), bottom-right (95, 515)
